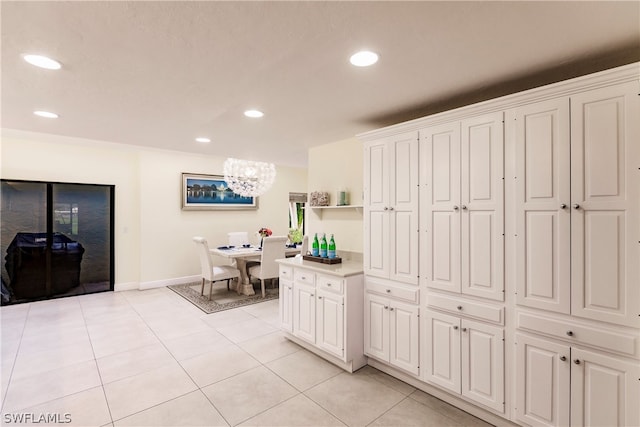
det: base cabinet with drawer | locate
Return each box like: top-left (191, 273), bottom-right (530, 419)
top-left (515, 332), bottom-right (640, 427)
top-left (365, 292), bottom-right (420, 376)
top-left (364, 279), bottom-right (420, 376)
top-left (278, 260), bottom-right (366, 372)
top-left (424, 310), bottom-right (505, 413)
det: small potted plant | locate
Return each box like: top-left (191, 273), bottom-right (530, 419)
top-left (257, 227), bottom-right (272, 248)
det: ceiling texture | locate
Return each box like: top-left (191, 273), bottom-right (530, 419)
top-left (2, 1), bottom-right (639, 167)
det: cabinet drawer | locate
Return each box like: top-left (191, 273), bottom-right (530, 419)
top-left (427, 292), bottom-right (504, 325)
top-left (317, 274), bottom-right (343, 295)
top-left (366, 279), bottom-right (418, 304)
top-left (517, 311), bottom-right (639, 358)
top-left (279, 265), bottom-right (293, 280)
top-left (294, 269), bottom-right (315, 285)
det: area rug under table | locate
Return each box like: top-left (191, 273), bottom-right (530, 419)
top-left (168, 281), bottom-right (278, 314)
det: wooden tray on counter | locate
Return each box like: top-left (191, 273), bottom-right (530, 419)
top-left (302, 255), bottom-right (342, 264)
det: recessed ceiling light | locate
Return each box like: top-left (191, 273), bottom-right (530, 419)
top-left (244, 109), bottom-right (264, 118)
top-left (350, 50), bottom-right (379, 67)
top-left (195, 137), bottom-right (211, 143)
top-left (23, 54), bottom-right (62, 70)
top-left (33, 110), bottom-right (59, 118)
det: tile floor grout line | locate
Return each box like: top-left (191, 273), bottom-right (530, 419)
top-left (197, 387), bottom-right (233, 427)
top-left (78, 294), bottom-right (116, 426)
top-left (0, 302), bottom-right (31, 414)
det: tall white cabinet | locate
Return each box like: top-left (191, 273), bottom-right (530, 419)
top-left (359, 63), bottom-right (640, 427)
top-left (363, 131), bottom-right (421, 378)
top-left (363, 131), bottom-right (419, 285)
top-left (511, 80), bottom-right (640, 427)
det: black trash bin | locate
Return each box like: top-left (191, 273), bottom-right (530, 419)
top-left (5, 232), bottom-right (85, 299)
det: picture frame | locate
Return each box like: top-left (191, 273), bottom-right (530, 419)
top-left (181, 173), bottom-right (258, 210)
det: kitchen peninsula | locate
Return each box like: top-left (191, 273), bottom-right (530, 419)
top-left (276, 256), bottom-right (364, 372)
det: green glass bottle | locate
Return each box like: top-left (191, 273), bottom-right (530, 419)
top-left (320, 233), bottom-right (328, 258)
top-left (328, 234), bottom-right (336, 259)
top-left (312, 233), bottom-right (319, 256)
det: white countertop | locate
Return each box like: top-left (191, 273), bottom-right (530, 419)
top-left (276, 256), bottom-right (363, 278)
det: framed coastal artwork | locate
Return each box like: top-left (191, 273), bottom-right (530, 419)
top-left (181, 173), bottom-right (258, 210)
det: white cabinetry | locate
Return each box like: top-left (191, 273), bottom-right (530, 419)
top-left (358, 63), bottom-right (640, 427)
top-left (420, 112), bottom-right (504, 301)
top-left (293, 280), bottom-right (316, 343)
top-left (279, 275), bottom-right (294, 333)
top-left (424, 310), bottom-right (505, 412)
top-left (515, 332), bottom-right (640, 427)
top-left (363, 131), bottom-right (419, 285)
top-left (513, 82), bottom-right (640, 327)
top-left (278, 262), bottom-right (365, 372)
top-left (364, 280), bottom-right (420, 376)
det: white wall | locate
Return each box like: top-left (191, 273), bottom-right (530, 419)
top-left (1, 129), bottom-right (307, 289)
top-left (306, 137), bottom-right (363, 253)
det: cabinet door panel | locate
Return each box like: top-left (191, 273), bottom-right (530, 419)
top-left (461, 112), bottom-right (504, 301)
top-left (389, 301), bottom-right (419, 375)
top-left (279, 280), bottom-right (294, 333)
top-left (515, 334), bottom-right (570, 427)
top-left (365, 142), bottom-right (388, 209)
top-left (293, 282), bottom-right (316, 344)
top-left (390, 134), bottom-right (419, 284)
top-left (461, 319), bottom-right (504, 412)
top-left (424, 311), bottom-right (460, 393)
top-left (422, 122), bottom-right (461, 292)
top-left (364, 293), bottom-right (389, 362)
top-left (391, 134), bottom-right (419, 209)
top-left (391, 210), bottom-right (418, 284)
top-left (571, 82), bottom-right (640, 327)
top-left (365, 210), bottom-right (389, 278)
top-left (514, 98), bottom-right (571, 313)
top-left (571, 347), bottom-right (640, 427)
top-left (316, 291), bottom-right (344, 358)
top-left (364, 141), bottom-right (390, 279)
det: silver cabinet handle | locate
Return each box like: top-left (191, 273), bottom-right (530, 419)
top-left (560, 356), bottom-right (567, 362)
top-left (453, 205), bottom-right (459, 211)
top-left (560, 204), bottom-right (567, 209)
top-left (573, 204), bottom-right (580, 209)
top-left (574, 359), bottom-right (581, 365)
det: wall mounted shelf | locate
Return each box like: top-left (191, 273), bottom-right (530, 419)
top-left (309, 205), bottom-right (363, 218)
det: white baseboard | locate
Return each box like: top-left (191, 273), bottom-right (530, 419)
top-left (138, 275), bottom-right (200, 290)
top-left (114, 281), bottom-right (139, 292)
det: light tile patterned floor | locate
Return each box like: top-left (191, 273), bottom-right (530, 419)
top-left (0, 288), bottom-right (493, 426)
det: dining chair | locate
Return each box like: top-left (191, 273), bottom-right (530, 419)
top-left (247, 236), bottom-right (287, 297)
top-left (227, 231), bottom-right (249, 247)
top-left (193, 236), bottom-right (241, 300)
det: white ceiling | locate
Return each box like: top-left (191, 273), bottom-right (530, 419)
top-left (2, 1), bottom-right (638, 167)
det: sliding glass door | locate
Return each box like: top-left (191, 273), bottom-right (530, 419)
top-left (1, 180), bottom-right (114, 305)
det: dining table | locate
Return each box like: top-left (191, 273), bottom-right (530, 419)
top-left (210, 244), bottom-right (301, 295)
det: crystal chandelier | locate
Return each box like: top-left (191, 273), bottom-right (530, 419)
top-left (223, 158), bottom-right (276, 197)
